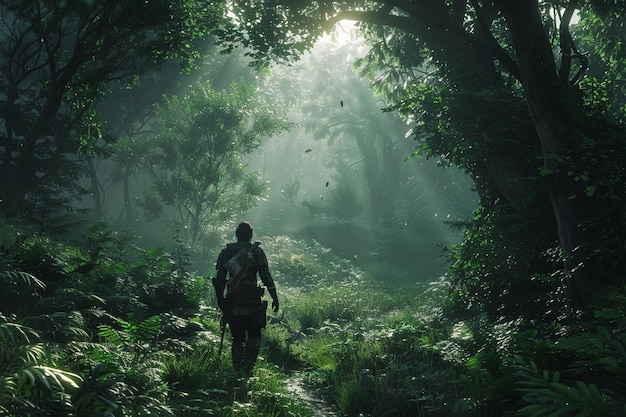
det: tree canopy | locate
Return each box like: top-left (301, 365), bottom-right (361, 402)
top-left (0, 1), bottom-right (625, 416)
top-left (134, 80), bottom-right (291, 245)
top-left (0, 0), bottom-right (224, 221)
top-left (222, 0), bottom-right (626, 311)
top-left (1, 0), bottom-right (624, 314)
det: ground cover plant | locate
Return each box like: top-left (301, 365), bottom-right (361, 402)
top-left (2, 2), bottom-right (626, 417)
top-left (253, 229), bottom-right (626, 417)
top-left (1, 220), bottom-right (625, 416)
top-left (0, 222), bottom-right (312, 417)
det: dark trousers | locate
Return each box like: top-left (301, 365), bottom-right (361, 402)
top-left (228, 315), bottom-right (262, 376)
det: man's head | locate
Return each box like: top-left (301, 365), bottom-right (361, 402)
top-left (235, 221), bottom-right (253, 242)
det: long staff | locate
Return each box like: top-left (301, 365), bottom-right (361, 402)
top-left (218, 312), bottom-right (228, 356)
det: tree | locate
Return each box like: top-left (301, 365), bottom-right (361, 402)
top-left (222, 0), bottom-right (626, 310)
top-left (100, 50), bottom-right (261, 226)
top-left (296, 39), bottom-right (414, 221)
top-left (135, 80), bottom-right (291, 245)
top-left (489, 1), bottom-right (625, 307)
top-left (0, 0), bottom-right (225, 222)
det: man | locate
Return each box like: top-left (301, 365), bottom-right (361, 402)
top-left (213, 221), bottom-right (279, 376)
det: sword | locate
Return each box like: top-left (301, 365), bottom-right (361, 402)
top-left (218, 312), bottom-right (228, 356)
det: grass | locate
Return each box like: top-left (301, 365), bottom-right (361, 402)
top-left (244, 366), bottom-right (313, 417)
top-left (158, 274), bottom-right (466, 417)
top-left (4, 219), bottom-right (623, 417)
top-left (0, 226), bottom-right (472, 417)
top-left (294, 309), bottom-right (463, 416)
top-left (256, 233), bottom-right (472, 417)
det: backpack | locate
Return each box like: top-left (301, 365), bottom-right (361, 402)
top-left (224, 242), bottom-right (261, 295)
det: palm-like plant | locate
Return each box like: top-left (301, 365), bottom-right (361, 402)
top-left (0, 315), bottom-right (82, 415)
top-left (513, 299), bottom-right (626, 417)
top-left (0, 223), bottom-right (181, 415)
top-left (0, 271), bottom-right (46, 318)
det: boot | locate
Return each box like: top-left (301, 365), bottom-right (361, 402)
top-left (243, 337), bottom-right (261, 377)
top-left (231, 341), bottom-right (246, 374)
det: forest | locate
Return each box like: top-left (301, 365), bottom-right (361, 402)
top-left (1, 0), bottom-right (625, 416)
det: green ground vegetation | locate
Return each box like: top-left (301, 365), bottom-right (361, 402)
top-left (1, 220), bottom-right (625, 416)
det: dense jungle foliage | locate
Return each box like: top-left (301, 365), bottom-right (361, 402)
top-left (1, 0), bottom-right (626, 416)
top-left (1, 221), bottom-right (625, 416)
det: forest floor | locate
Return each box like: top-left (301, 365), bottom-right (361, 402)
top-left (286, 375), bottom-right (339, 417)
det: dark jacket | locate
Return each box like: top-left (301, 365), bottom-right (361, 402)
top-left (215, 241), bottom-right (275, 316)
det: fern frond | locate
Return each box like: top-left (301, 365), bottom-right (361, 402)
top-left (513, 355), bottom-right (624, 417)
top-left (2, 270), bottom-right (46, 292)
top-left (22, 312), bottom-right (89, 343)
top-left (33, 366), bottom-right (81, 389)
top-left (0, 320), bottom-right (40, 345)
top-left (0, 271), bottom-right (46, 317)
top-left (97, 324), bottom-right (123, 345)
top-left (49, 287), bottom-right (106, 310)
top-left (136, 315), bottom-right (161, 341)
top-left (116, 318), bottom-right (136, 337)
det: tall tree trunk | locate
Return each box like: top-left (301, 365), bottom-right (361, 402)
top-left (354, 131), bottom-right (384, 220)
top-left (496, 0), bottom-right (593, 307)
top-left (86, 159), bottom-right (104, 217)
top-left (121, 166), bottom-right (135, 224)
top-left (408, 3), bottom-right (543, 213)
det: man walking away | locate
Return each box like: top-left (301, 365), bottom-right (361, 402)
top-left (213, 221), bottom-right (279, 377)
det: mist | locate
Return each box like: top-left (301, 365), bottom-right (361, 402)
top-left (84, 29), bottom-right (477, 282)
top-left (2, 3), bottom-right (625, 416)
top-left (246, 34), bottom-right (477, 280)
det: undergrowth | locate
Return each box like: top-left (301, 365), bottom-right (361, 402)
top-left (1, 221), bottom-right (625, 417)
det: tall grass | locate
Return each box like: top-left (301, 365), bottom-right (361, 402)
top-left (242, 367), bottom-right (313, 417)
top-left (266, 234), bottom-right (460, 416)
top-left (11, 224), bottom-right (590, 417)
top-left (261, 233), bottom-right (473, 416)
top-left (290, 307), bottom-right (466, 417)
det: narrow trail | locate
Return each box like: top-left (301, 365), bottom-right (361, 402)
top-left (286, 376), bottom-right (339, 417)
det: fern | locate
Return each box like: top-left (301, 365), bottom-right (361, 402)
top-left (0, 318), bottom-right (39, 345)
top-left (71, 363), bottom-right (128, 417)
top-left (22, 311), bottom-right (91, 343)
top-left (0, 270), bottom-right (46, 317)
top-left (97, 315), bottom-right (161, 347)
top-left (0, 322), bottom-right (48, 384)
top-left (97, 324), bottom-right (124, 345)
top-left (23, 366), bottom-right (81, 391)
top-left (0, 315), bottom-right (84, 416)
top-left (136, 315), bottom-right (161, 341)
top-left (513, 355), bottom-right (626, 417)
top-left (2, 270), bottom-right (46, 291)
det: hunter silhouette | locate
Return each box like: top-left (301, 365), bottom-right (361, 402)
top-left (213, 222), bottom-right (279, 377)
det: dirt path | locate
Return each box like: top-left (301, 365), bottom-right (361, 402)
top-left (286, 376), bottom-right (339, 417)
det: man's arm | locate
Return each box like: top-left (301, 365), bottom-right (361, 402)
top-left (257, 249), bottom-right (279, 312)
top-left (213, 250), bottom-right (228, 310)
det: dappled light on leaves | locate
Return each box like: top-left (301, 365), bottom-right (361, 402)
top-left (1, 1), bottom-right (626, 416)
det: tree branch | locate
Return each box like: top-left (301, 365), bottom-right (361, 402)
top-left (469, 0), bottom-right (521, 80)
top-left (323, 2), bottom-right (520, 80)
top-left (559, 2), bottom-right (587, 85)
